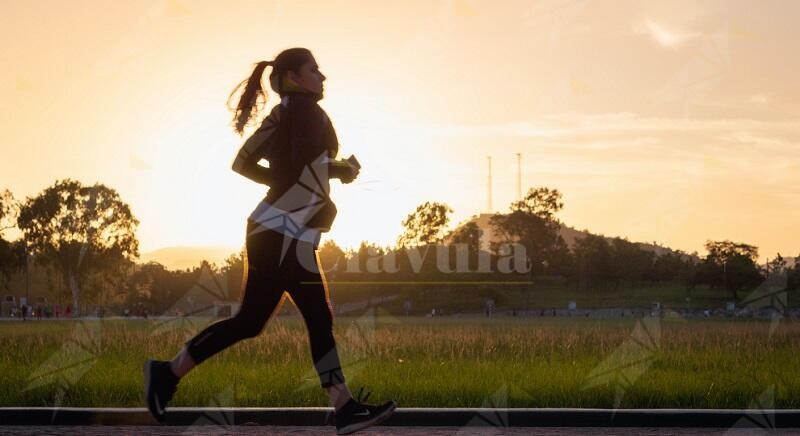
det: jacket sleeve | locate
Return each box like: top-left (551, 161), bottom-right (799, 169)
top-left (231, 105), bottom-right (281, 185)
top-left (317, 109), bottom-right (355, 181)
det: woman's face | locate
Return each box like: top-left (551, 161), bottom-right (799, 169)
top-left (287, 56), bottom-right (326, 94)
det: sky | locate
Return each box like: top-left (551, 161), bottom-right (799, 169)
top-left (1, 0), bottom-right (799, 260)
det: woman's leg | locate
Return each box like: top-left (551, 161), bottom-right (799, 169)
top-left (172, 225), bottom-right (288, 377)
top-left (286, 239), bottom-right (352, 410)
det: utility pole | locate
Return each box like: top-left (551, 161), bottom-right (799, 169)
top-left (516, 152), bottom-right (522, 201)
top-left (487, 156), bottom-right (493, 213)
top-left (25, 252), bottom-right (30, 304)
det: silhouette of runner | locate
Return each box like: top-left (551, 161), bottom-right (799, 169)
top-left (144, 47), bottom-right (396, 435)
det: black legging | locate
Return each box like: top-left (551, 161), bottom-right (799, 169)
top-left (184, 220), bottom-right (346, 388)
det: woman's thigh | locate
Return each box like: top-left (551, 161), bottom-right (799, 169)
top-left (237, 222), bottom-right (292, 315)
top-left (285, 242), bottom-right (334, 323)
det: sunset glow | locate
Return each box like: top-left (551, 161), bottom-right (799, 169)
top-left (2, 0), bottom-right (799, 261)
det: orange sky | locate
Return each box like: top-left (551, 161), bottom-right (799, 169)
top-left (2, 0), bottom-right (799, 260)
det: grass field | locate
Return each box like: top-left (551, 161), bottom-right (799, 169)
top-left (1, 315), bottom-right (798, 409)
top-left (350, 282), bottom-right (797, 315)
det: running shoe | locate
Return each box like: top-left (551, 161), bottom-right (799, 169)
top-left (334, 387), bottom-right (397, 435)
top-left (144, 359), bottom-right (180, 423)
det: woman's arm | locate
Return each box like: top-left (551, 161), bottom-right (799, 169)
top-left (317, 110), bottom-right (359, 183)
top-left (330, 158), bottom-right (359, 183)
top-left (231, 106), bottom-right (281, 185)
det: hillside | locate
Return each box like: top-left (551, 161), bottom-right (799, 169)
top-left (469, 213), bottom-right (693, 259)
top-left (139, 245), bottom-right (239, 271)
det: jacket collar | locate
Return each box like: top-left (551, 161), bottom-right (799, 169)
top-left (280, 90), bottom-right (323, 107)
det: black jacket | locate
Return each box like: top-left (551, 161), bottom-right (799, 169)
top-left (232, 91), bottom-right (349, 231)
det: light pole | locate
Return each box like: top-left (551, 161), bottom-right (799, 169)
top-left (26, 251), bottom-right (32, 305)
top-left (723, 259), bottom-right (727, 292)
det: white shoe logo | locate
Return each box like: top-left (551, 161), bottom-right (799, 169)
top-left (354, 410), bottom-right (371, 416)
top-left (154, 396), bottom-right (164, 415)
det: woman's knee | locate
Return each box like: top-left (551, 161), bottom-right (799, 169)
top-left (308, 305), bottom-right (334, 334)
top-left (230, 311), bottom-right (268, 339)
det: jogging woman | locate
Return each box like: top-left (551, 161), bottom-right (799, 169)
top-left (144, 47), bottom-right (397, 435)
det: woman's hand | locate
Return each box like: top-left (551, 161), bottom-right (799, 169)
top-left (339, 164), bottom-right (360, 184)
top-left (330, 158), bottom-right (360, 183)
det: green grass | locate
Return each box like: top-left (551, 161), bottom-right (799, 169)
top-left (364, 282), bottom-right (784, 315)
top-left (1, 316), bottom-right (798, 409)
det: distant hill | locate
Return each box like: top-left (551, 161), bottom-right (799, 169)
top-left (468, 213), bottom-right (695, 260)
top-left (139, 245), bottom-right (240, 271)
top-left (781, 256), bottom-right (797, 268)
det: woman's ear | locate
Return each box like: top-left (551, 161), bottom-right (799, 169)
top-left (285, 70), bottom-right (300, 83)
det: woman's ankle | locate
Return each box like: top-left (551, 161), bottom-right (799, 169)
top-left (169, 347), bottom-right (196, 378)
top-left (326, 383), bottom-right (353, 412)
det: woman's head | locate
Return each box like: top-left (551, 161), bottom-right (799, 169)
top-left (228, 47), bottom-right (326, 134)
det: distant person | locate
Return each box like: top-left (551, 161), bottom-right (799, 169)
top-left (143, 48), bottom-right (396, 434)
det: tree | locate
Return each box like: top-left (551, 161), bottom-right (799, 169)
top-left (221, 248), bottom-right (246, 302)
top-left (699, 240), bottom-right (763, 301)
top-left (763, 253), bottom-right (788, 275)
top-left (397, 201), bottom-right (453, 247)
top-left (650, 250), bottom-right (693, 283)
top-left (447, 220), bottom-right (483, 252)
top-left (572, 234), bottom-right (615, 289)
top-left (788, 254), bottom-right (800, 291)
top-left (610, 237), bottom-right (655, 285)
top-left (17, 179), bottom-right (140, 315)
top-left (0, 189), bottom-right (25, 290)
top-left (705, 240), bottom-right (758, 264)
top-left (544, 235), bottom-right (573, 276)
top-left (124, 261), bottom-right (194, 314)
top-left (491, 187), bottom-right (566, 276)
top-left (0, 189), bottom-right (20, 239)
top-left (511, 187), bottom-right (564, 222)
top-left (318, 240), bottom-right (346, 273)
top-left (356, 241), bottom-right (385, 273)
top-left (0, 239), bottom-right (25, 291)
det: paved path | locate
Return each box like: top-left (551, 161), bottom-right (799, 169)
top-left (4, 407), bottom-right (800, 427)
top-left (2, 427), bottom-right (800, 435)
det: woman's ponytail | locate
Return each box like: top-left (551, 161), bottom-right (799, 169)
top-left (228, 60), bottom-right (273, 135)
top-left (227, 48), bottom-right (313, 135)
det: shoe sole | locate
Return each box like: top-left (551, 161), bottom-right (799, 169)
top-left (336, 401), bottom-right (397, 435)
top-left (143, 359), bottom-right (166, 424)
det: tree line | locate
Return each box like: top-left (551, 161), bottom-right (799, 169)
top-left (1, 181), bottom-right (798, 316)
top-left (388, 188), bottom-right (799, 302)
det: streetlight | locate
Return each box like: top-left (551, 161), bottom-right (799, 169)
top-left (25, 251), bottom-right (33, 305)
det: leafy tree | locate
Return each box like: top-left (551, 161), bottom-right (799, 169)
top-left (438, 220), bottom-right (485, 274)
top-left (0, 239), bottom-right (25, 291)
top-left (447, 220), bottom-right (483, 253)
top-left (491, 187), bottom-right (566, 276)
top-left (723, 254), bottom-right (764, 301)
top-left (544, 235), bottom-right (573, 276)
top-left (763, 253), bottom-right (788, 275)
top-left (510, 187), bottom-right (564, 221)
top-left (698, 240), bottom-right (763, 301)
top-left (124, 261), bottom-right (196, 314)
top-left (705, 240), bottom-right (758, 264)
top-left (572, 234), bottom-right (615, 289)
top-left (0, 189), bottom-right (19, 239)
top-left (787, 254), bottom-right (800, 291)
top-left (0, 189), bottom-right (25, 290)
top-left (318, 240), bottom-right (346, 273)
top-left (650, 250), bottom-right (693, 283)
top-left (221, 248), bottom-right (246, 302)
top-left (356, 241), bottom-right (385, 273)
top-left (397, 201), bottom-right (453, 247)
top-left (610, 237), bottom-right (655, 285)
top-left (17, 179), bottom-right (140, 315)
